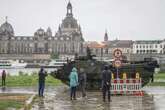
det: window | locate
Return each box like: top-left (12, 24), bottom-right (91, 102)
top-left (54, 37), bottom-right (57, 40)
top-left (147, 50), bottom-right (149, 53)
top-left (150, 45), bottom-right (152, 48)
top-left (137, 50), bottom-right (139, 53)
top-left (155, 45), bottom-right (157, 48)
top-left (60, 37), bottom-right (64, 40)
top-left (105, 48), bottom-right (108, 54)
top-left (136, 45), bottom-right (138, 48)
top-left (48, 37), bottom-right (52, 40)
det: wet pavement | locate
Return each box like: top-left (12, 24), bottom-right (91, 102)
top-left (1, 86), bottom-right (165, 110)
top-left (31, 87), bottom-right (165, 110)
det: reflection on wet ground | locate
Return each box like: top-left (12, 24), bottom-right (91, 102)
top-left (1, 86), bottom-right (165, 110)
top-left (32, 90), bottom-right (165, 110)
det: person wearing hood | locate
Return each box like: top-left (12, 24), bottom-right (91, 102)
top-left (69, 67), bottom-right (78, 100)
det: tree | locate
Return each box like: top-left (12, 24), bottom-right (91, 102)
top-left (51, 53), bottom-right (59, 59)
top-left (86, 46), bottom-right (92, 60)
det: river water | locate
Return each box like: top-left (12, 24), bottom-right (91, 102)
top-left (0, 68), bottom-right (57, 76)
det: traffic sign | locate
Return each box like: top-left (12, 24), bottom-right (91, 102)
top-left (113, 49), bottom-right (122, 58)
top-left (114, 59), bottom-right (122, 67)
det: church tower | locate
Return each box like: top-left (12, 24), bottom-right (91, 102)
top-left (104, 30), bottom-right (108, 41)
top-left (67, 1), bottom-right (73, 17)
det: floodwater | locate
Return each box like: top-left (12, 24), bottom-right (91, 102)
top-left (31, 87), bottom-right (165, 110)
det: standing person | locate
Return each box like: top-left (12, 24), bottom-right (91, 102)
top-left (38, 68), bottom-right (47, 97)
top-left (79, 68), bottom-right (87, 98)
top-left (2, 70), bottom-right (6, 87)
top-left (69, 67), bottom-right (78, 100)
top-left (101, 65), bottom-right (112, 102)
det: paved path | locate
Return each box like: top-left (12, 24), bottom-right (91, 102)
top-left (31, 91), bottom-right (159, 110)
top-left (1, 86), bottom-right (165, 110)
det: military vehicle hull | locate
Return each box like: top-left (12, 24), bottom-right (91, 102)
top-left (51, 59), bottom-right (159, 90)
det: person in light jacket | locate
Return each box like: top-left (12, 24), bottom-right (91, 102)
top-left (69, 67), bottom-right (78, 100)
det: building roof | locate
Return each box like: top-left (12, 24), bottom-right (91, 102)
top-left (134, 40), bottom-right (163, 44)
top-left (104, 40), bottom-right (133, 48)
top-left (84, 41), bottom-right (106, 48)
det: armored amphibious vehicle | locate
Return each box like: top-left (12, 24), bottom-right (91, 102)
top-left (51, 51), bottom-right (159, 90)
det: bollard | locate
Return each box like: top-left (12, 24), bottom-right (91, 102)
top-left (122, 73), bottom-right (127, 79)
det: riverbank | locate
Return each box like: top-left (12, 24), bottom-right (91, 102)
top-left (2, 74), bottom-right (62, 87)
top-left (147, 72), bottom-right (165, 86)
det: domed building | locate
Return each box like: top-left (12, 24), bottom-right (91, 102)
top-left (0, 20), bottom-right (15, 53)
top-left (0, 20), bottom-right (14, 36)
top-left (54, 1), bottom-right (84, 54)
top-left (0, 2), bottom-right (84, 56)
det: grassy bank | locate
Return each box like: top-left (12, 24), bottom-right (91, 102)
top-left (3, 74), bottom-right (62, 87)
top-left (147, 72), bottom-right (165, 86)
top-left (0, 100), bottom-right (23, 110)
top-left (0, 93), bottom-right (31, 110)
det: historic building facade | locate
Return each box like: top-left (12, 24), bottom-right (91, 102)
top-left (133, 40), bottom-right (165, 54)
top-left (0, 2), bottom-right (84, 55)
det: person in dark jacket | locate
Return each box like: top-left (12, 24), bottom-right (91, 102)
top-left (38, 68), bottom-right (47, 97)
top-left (101, 65), bottom-right (112, 102)
top-left (79, 68), bottom-right (87, 98)
top-left (2, 70), bottom-right (6, 87)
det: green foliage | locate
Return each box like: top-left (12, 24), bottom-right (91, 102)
top-left (18, 71), bottom-right (24, 76)
top-left (5, 74), bottom-right (62, 87)
top-left (0, 100), bottom-right (23, 109)
top-left (51, 53), bottom-right (59, 59)
top-left (86, 46), bottom-right (93, 60)
top-left (147, 72), bottom-right (165, 86)
top-left (154, 72), bottom-right (165, 79)
top-left (147, 82), bottom-right (165, 86)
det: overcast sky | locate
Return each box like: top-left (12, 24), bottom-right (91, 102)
top-left (0, 0), bottom-right (164, 41)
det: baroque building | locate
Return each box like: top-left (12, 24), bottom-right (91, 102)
top-left (0, 2), bottom-right (84, 55)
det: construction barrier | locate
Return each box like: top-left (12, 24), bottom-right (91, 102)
top-left (110, 78), bottom-right (143, 96)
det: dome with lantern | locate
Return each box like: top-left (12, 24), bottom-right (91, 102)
top-left (0, 21), bottom-right (14, 36)
top-left (34, 28), bottom-right (45, 36)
